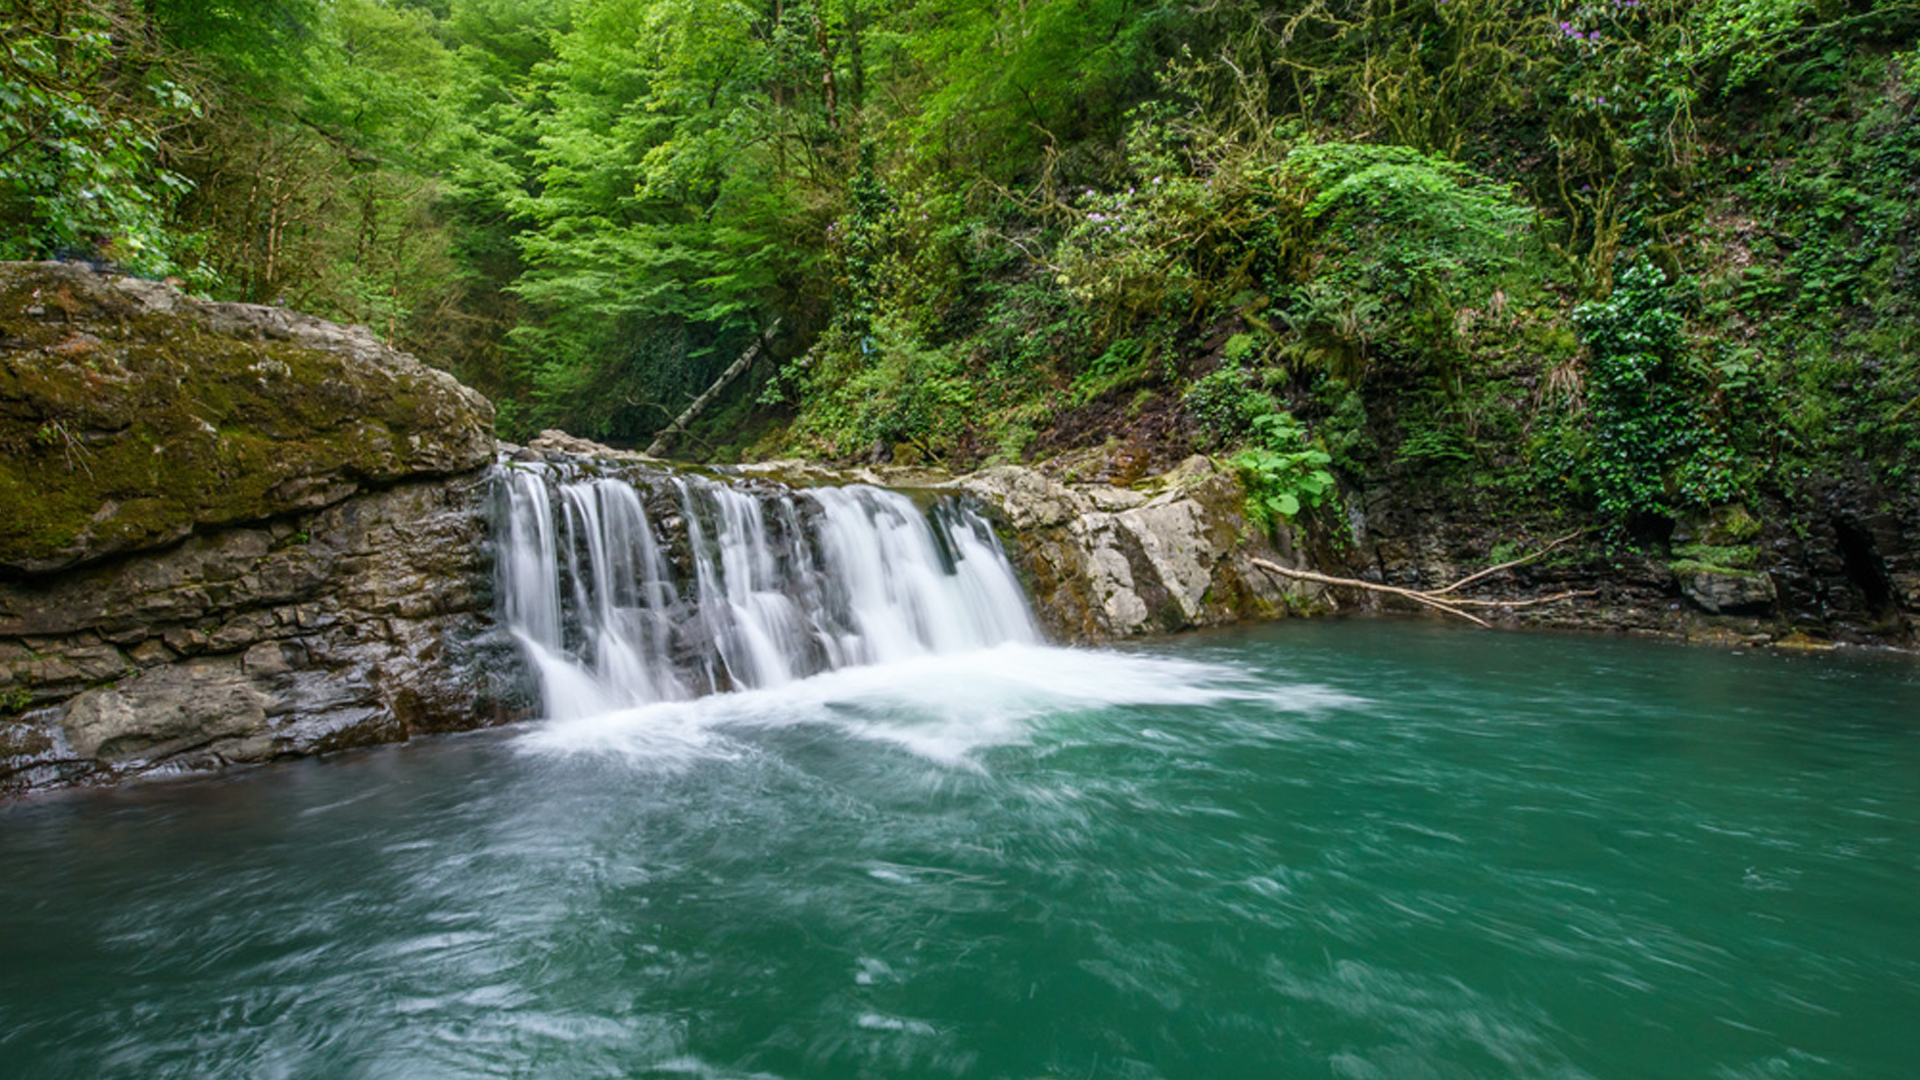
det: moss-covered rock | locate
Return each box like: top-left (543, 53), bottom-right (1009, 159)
top-left (0, 261), bottom-right (494, 573)
top-left (955, 456), bottom-right (1313, 639)
top-left (1674, 562), bottom-right (1779, 616)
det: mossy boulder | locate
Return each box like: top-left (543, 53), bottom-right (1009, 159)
top-left (1675, 562), bottom-right (1778, 615)
top-left (0, 262), bottom-right (495, 574)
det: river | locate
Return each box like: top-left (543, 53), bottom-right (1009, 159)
top-left (2, 619), bottom-right (1915, 1078)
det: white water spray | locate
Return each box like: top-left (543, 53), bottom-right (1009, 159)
top-left (494, 465), bottom-right (1038, 720)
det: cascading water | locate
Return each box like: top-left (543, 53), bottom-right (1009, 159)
top-left (493, 463), bottom-right (1037, 720)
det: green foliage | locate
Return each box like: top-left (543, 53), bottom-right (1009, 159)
top-left (1680, 0), bottom-right (1818, 92)
top-left (0, 686), bottom-right (31, 715)
top-left (788, 319), bottom-right (974, 457)
top-left (1395, 422), bottom-right (1477, 471)
top-left (1281, 142), bottom-right (1530, 378)
top-left (1574, 262), bottom-right (1739, 524)
top-left (4, 0), bottom-right (1914, 504)
top-left (0, 1), bottom-right (201, 278)
top-left (898, 0), bottom-right (1170, 183)
top-left (1183, 363), bottom-right (1276, 449)
top-left (1231, 412), bottom-right (1336, 530)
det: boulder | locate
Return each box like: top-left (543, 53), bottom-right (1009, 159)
top-left (1677, 564), bottom-right (1778, 615)
top-left (955, 456), bottom-right (1321, 639)
top-left (0, 261), bottom-right (495, 574)
top-left (0, 263), bottom-right (517, 794)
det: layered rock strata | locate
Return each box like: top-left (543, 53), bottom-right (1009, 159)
top-left (1, 263), bottom-right (513, 793)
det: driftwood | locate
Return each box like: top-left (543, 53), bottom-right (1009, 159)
top-left (1251, 532), bottom-right (1594, 628)
top-left (645, 318), bottom-right (782, 458)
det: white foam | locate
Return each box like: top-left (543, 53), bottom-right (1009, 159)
top-left (518, 642), bottom-right (1364, 768)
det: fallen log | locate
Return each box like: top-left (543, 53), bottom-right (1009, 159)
top-left (645, 318), bottom-right (782, 459)
top-left (1251, 533), bottom-right (1595, 628)
top-left (1251, 560), bottom-right (1492, 627)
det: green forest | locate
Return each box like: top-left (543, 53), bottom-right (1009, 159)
top-left (6, 0), bottom-right (1919, 537)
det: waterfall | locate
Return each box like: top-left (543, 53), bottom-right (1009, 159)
top-left (493, 464), bottom-right (1038, 720)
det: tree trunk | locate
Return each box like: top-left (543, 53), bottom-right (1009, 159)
top-left (644, 319), bottom-right (782, 459)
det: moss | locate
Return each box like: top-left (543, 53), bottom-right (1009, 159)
top-left (1711, 507), bottom-right (1763, 544)
top-left (1671, 542), bottom-right (1761, 570)
top-left (0, 265), bottom-right (490, 572)
top-left (1670, 558), bottom-right (1767, 580)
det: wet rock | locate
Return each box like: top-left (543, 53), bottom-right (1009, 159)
top-left (1754, 469), bottom-right (1915, 642)
top-left (128, 639), bottom-right (174, 667)
top-left (62, 660), bottom-right (269, 761)
top-left (2, 475), bottom-right (523, 793)
top-left (1677, 565), bottom-right (1778, 615)
top-left (956, 456), bottom-right (1316, 639)
top-left (241, 640), bottom-right (297, 676)
top-left (0, 262), bottom-right (522, 794)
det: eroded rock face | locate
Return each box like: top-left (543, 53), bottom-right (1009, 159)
top-left (1677, 565), bottom-right (1779, 615)
top-left (0, 263), bottom-right (516, 793)
top-left (0, 261), bottom-right (495, 574)
top-left (0, 476), bottom-right (520, 792)
top-left (955, 456), bottom-right (1323, 639)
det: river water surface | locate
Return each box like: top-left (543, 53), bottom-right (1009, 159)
top-left (2, 620), bottom-right (1916, 1079)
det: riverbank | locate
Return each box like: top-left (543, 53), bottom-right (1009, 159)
top-left (3, 263), bottom-right (1912, 795)
top-left (524, 430), bottom-right (1915, 654)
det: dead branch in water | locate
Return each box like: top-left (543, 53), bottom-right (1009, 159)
top-left (1252, 533), bottom-right (1595, 628)
top-left (1250, 561), bottom-right (1494, 627)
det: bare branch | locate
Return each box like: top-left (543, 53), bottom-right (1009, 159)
top-left (1251, 559), bottom-right (1491, 628)
top-left (1430, 530), bottom-right (1586, 596)
top-left (1251, 529), bottom-right (1595, 629)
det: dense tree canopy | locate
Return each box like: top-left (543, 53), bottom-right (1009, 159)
top-left (5, 0), bottom-right (1917, 530)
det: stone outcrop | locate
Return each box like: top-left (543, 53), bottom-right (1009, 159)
top-left (954, 456), bottom-right (1323, 639)
top-left (1676, 563), bottom-right (1778, 615)
top-left (0, 263), bottom-right (515, 793)
top-left (511, 446), bottom-right (1321, 643)
top-left (1754, 471), bottom-right (1916, 641)
top-left (0, 261), bottom-right (494, 574)
top-left (525, 428), bottom-right (659, 463)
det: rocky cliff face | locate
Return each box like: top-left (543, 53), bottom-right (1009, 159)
top-left (0, 263), bottom-right (514, 793)
top-left (1349, 473), bottom-right (1917, 648)
top-left (953, 455), bottom-right (1323, 640)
